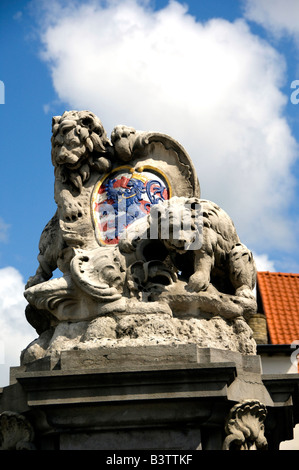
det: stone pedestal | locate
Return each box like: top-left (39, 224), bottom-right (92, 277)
top-left (1, 345), bottom-right (298, 450)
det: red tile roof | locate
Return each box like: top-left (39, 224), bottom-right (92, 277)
top-left (257, 272), bottom-right (299, 345)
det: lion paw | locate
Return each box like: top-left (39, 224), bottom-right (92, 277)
top-left (25, 274), bottom-right (48, 289)
top-left (187, 272), bottom-right (210, 293)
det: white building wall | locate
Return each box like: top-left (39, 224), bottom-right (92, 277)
top-left (260, 354), bottom-right (298, 375)
top-left (260, 353), bottom-right (299, 450)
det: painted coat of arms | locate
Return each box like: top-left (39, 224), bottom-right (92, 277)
top-left (92, 166), bottom-right (171, 244)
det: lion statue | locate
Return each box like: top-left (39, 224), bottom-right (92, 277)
top-left (51, 110), bottom-right (113, 191)
top-left (26, 111), bottom-right (113, 289)
top-left (121, 197), bottom-right (256, 299)
top-left (161, 197), bottom-right (256, 298)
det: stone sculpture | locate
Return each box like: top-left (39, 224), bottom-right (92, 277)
top-left (22, 110), bottom-right (257, 364)
top-left (223, 400), bottom-right (268, 450)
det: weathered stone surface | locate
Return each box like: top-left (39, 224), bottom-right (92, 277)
top-left (21, 344), bottom-right (262, 374)
top-left (21, 313), bottom-right (256, 366)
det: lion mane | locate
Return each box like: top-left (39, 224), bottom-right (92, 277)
top-left (51, 110), bottom-right (112, 191)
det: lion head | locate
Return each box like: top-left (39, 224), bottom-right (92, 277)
top-left (51, 110), bottom-right (112, 191)
top-left (150, 197), bottom-right (203, 253)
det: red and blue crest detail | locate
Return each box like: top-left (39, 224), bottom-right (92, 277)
top-left (92, 166), bottom-right (171, 245)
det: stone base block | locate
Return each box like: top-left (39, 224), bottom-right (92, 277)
top-left (1, 345), bottom-right (299, 450)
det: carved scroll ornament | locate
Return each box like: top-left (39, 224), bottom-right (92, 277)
top-left (223, 400), bottom-right (268, 451)
top-left (0, 411), bottom-right (35, 450)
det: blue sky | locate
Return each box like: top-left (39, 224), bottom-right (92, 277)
top-left (0, 0), bottom-right (299, 386)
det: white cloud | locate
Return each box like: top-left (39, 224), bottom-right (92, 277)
top-left (243, 0), bottom-right (299, 42)
top-left (253, 252), bottom-right (276, 272)
top-left (34, 0), bottom-right (298, 258)
top-left (0, 267), bottom-right (36, 387)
